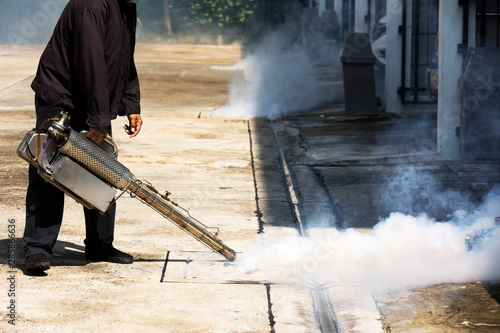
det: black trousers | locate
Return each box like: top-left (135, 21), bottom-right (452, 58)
top-left (23, 95), bottom-right (116, 258)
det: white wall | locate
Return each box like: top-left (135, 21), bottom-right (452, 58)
top-left (437, 2), bottom-right (463, 160)
top-left (385, 0), bottom-right (404, 114)
top-left (354, 1), bottom-right (369, 32)
top-left (317, 0), bottom-right (468, 161)
top-left (334, 0), bottom-right (343, 31)
top-left (318, 0), bottom-right (326, 13)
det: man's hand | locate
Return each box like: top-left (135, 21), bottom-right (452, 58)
top-left (87, 126), bottom-right (111, 143)
top-left (124, 114), bottom-right (142, 138)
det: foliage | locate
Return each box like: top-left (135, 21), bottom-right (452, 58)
top-left (169, 0), bottom-right (257, 28)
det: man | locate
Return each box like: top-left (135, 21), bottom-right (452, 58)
top-left (24, 0), bottom-right (143, 272)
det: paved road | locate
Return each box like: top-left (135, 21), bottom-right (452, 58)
top-left (0, 44), bottom-right (499, 332)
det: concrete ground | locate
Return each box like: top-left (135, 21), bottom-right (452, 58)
top-left (274, 108), bottom-right (500, 332)
top-left (0, 43), bottom-right (499, 332)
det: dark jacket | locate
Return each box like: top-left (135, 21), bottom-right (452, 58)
top-left (31, 0), bottom-right (140, 128)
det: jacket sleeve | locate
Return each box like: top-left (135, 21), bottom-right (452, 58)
top-left (121, 60), bottom-right (141, 115)
top-left (73, 8), bottom-right (111, 127)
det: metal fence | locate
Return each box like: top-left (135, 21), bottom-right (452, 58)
top-left (399, 0), bottom-right (439, 104)
top-left (476, 0), bottom-right (500, 47)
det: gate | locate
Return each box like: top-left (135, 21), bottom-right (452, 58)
top-left (399, 0), bottom-right (439, 104)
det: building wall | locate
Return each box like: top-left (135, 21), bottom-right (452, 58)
top-left (437, 1), bottom-right (463, 160)
top-left (315, 1), bottom-right (488, 161)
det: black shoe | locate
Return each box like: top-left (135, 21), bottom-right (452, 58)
top-left (26, 253), bottom-right (50, 271)
top-left (85, 248), bottom-right (133, 264)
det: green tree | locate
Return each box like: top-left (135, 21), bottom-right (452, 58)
top-left (169, 0), bottom-right (257, 28)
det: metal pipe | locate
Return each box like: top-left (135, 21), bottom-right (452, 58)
top-left (47, 112), bottom-right (236, 261)
top-left (126, 179), bottom-right (236, 261)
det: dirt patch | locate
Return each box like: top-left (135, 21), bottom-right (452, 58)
top-left (377, 282), bottom-right (500, 332)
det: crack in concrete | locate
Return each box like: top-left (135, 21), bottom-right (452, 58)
top-left (265, 283), bottom-right (276, 333)
top-left (0, 75), bottom-right (32, 93)
top-left (247, 120), bottom-right (265, 233)
top-left (159, 251), bottom-right (170, 283)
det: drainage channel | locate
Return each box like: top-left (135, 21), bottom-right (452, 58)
top-left (268, 119), bottom-right (340, 333)
top-left (156, 119), bottom-right (338, 332)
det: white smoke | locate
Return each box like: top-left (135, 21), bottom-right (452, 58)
top-left (0, 0), bottom-right (68, 45)
top-left (212, 23), bottom-right (340, 119)
top-left (378, 165), bottom-right (478, 221)
top-left (208, 5), bottom-right (500, 297)
top-left (213, 51), bottom-right (318, 119)
top-left (232, 190), bottom-right (500, 295)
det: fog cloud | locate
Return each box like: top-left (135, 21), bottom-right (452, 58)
top-left (212, 11), bottom-right (342, 119)
top-left (232, 189), bottom-right (500, 295)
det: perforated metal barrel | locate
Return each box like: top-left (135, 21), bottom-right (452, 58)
top-left (58, 130), bottom-right (131, 189)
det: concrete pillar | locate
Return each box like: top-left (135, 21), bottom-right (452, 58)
top-left (385, 0), bottom-right (403, 113)
top-left (334, 0), bottom-right (343, 34)
top-left (318, 0), bottom-right (326, 15)
top-left (354, 1), bottom-right (368, 32)
top-left (437, 2), bottom-right (463, 160)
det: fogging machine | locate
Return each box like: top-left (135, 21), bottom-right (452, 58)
top-left (17, 112), bottom-right (236, 261)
